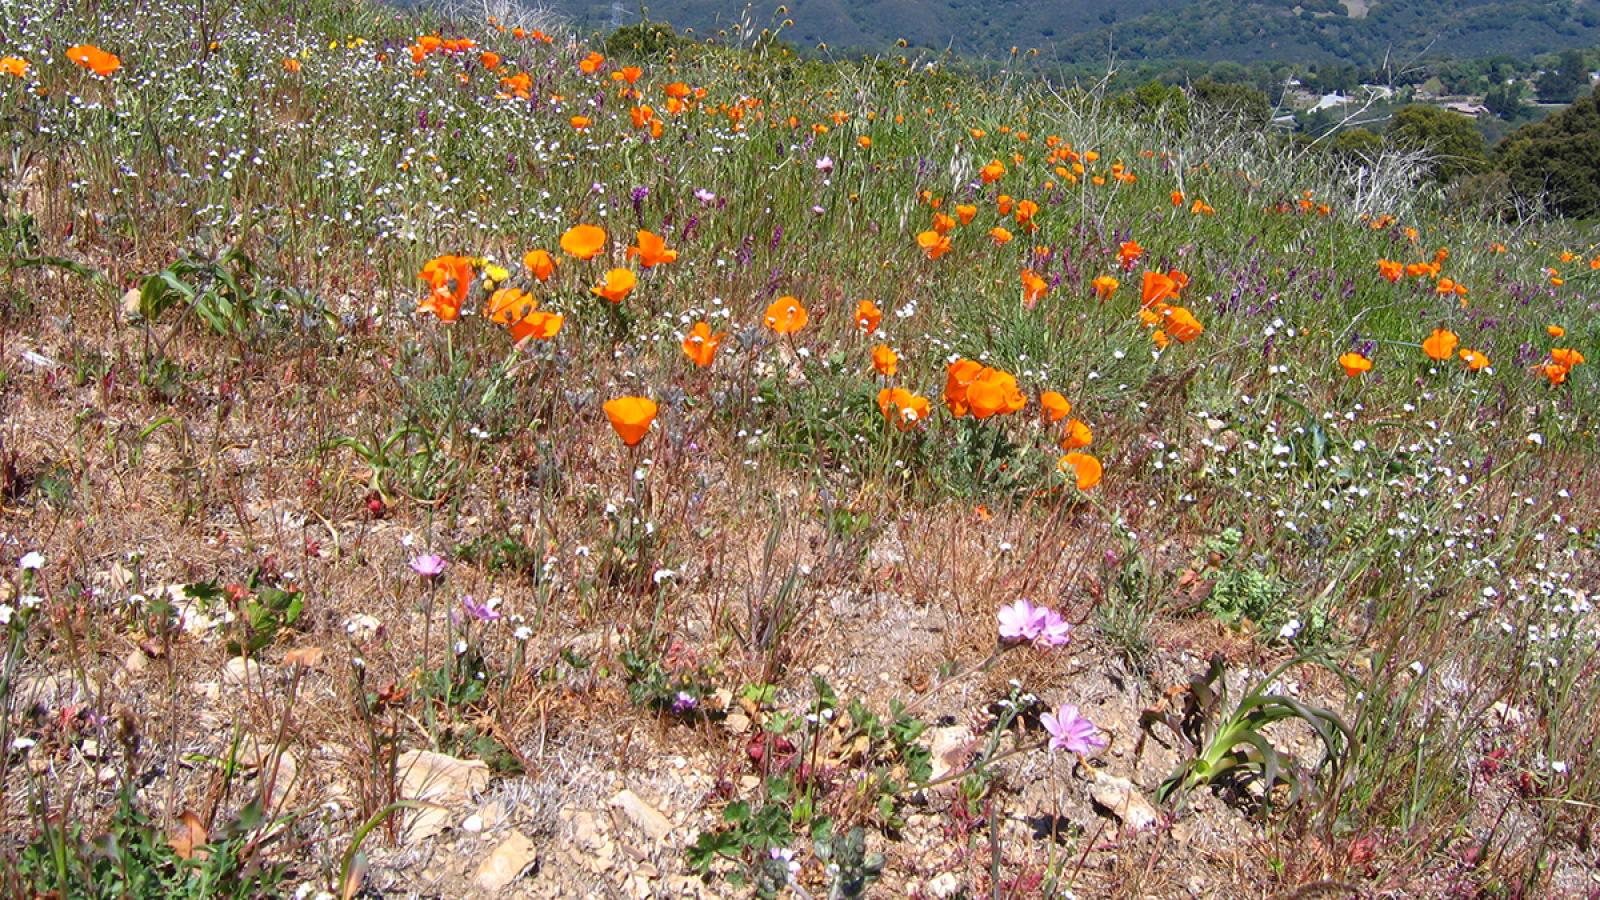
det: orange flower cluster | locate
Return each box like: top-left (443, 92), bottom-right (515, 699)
top-left (877, 388), bottom-right (931, 431)
top-left (416, 255), bottom-right (475, 322)
top-left (1542, 346), bottom-right (1585, 386)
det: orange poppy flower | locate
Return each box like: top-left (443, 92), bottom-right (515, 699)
top-left (628, 230), bottom-right (678, 268)
top-left (416, 255), bottom-right (475, 322)
top-left (1550, 348), bottom-right (1585, 368)
top-left (1458, 349), bottom-right (1490, 371)
top-left (480, 51), bottom-right (501, 69)
top-left (513, 310), bottom-right (563, 342)
top-left (603, 397), bottom-right (657, 446)
top-left (1014, 199), bottom-right (1039, 226)
top-left (570, 115), bottom-right (592, 130)
top-left (578, 51), bottom-right (605, 74)
top-left (965, 378), bottom-right (1006, 418)
top-left (1059, 418), bottom-right (1093, 450)
top-left (1151, 329), bottom-right (1170, 349)
top-left (1377, 259), bottom-right (1403, 282)
top-left (617, 65), bottom-right (642, 84)
top-left (524, 249), bottom-right (556, 281)
top-left (280, 57), bottom-right (302, 73)
top-left (871, 344), bottom-right (898, 377)
top-left (1040, 391), bottom-right (1071, 422)
top-left (1140, 270), bottom-right (1180, 308)
top-left (989, 227), bottom-right (1013, 246)
top-left (942, 359), bottom-right (983, 416)
top-left (1547, 325), bottom-right (1565, 338)
top-left (1171, 190), bottom-right (1184, 207)
top-left (1435, 278), bottom-right (1467, 296)
top-left (1118, 240), bottom-right (1143, 270)
top-left (878, 387), bottom-right (931, 430)
top-left (0, 56), bottom-right (28, 78)
top-left (560, 224), bottom-right (607, 260)
top-left (917, 230), bottom-right (951, 260)
top-left (66, 45), bottom-right (121, 76)
top-left (1164, 306), bottom-right (1204, 343)
top-left (931, 213), bottom-right (957, 235)
top-left (1422, 328), bottom-right (1459, 361)
top-left (955, 204), bottom-right (977, 225)
top-left (1058, 452), bottom-right (1102, 490)
top-left (630, 105), bottom-right (656, 129)
top-left (1339, 352), bottom-right (1372, 377)
top-left (979, 160), bottom-right (1006, 183)
top-left (996, 194), bottom-right (1014, 216)
top-left (1021, 269), bottom-right (1049, 307)
top-left (1541, 362), bottom-right (1569, 385)
top-left (855, 300), bottom-right (882, 334)
top-left (487, 288), bottom-right (561, 341)
top-left (486, 286), bottom-right (535, 322)
top-left (764, 296), bottom-right (808, 334)
top-left (499, 71), bottom-right (532, 99)
top-left (1091, 275), bottom-right (1119, 301)
top-left (591, 268), bottom-right (636, 303)
top-left (681, 322), bottom-right (726, 367)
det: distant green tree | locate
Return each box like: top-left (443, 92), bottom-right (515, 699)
top-left (1386, 104), bottom-right (1488, 182)
top-left (1536, 49), bottom-right (1589, 103)
top-left (1497, 86), bottom-right (1600, 217)
top-left (1113, 80), bottom-right (1190, 132)
top-left (1190, 79), bottom-right (1271, 126)
top-left (604, 21), bottom-right (691, 60)
top-left (1484, 81), bottom-right (1525, 120)
top-left (1330, 127), bottom-right (1385, 161)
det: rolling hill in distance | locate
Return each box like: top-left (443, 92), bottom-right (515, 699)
top-left (546, 0), bottom-right (1600, 67)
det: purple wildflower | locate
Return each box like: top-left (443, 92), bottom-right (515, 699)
top-left (1040, 703), bottom-right (1107, 754)
top-left (461, 595), bottom-right (501, 622)
top-left (671, 691), bottom-right (697, 714)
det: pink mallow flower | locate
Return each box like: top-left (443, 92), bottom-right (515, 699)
top-left (1033, 607), bottom-right (1072, 647)
top-left (997, 599), bottom-right (1073, 647)
top-left (1040, 703), bottom-right (1107, 755)
top-left (409, 553), bottom-right (447, 578)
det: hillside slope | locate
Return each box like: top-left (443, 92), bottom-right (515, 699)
top-left (546, 0), bottom-right (1600, 66)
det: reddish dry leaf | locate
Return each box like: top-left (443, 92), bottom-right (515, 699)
top-left (284, 645), bottom-right (326, 668)
top-left (169, 810), bottom-right (209, 860)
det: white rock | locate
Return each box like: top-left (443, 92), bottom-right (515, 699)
top-left (343, 614), bottom-right (382, 643)
top-left (929, 873), bottom-right (962, 898)
top-left (1090, 771), bottom-right (1159, 830)
top-left (222, 657), bottom-right (263, 688)
top-left (473, 831), bottom-right (537, 892)
top-left (397, 750), bottom-right (492, 842)
top-left (927, 725), bottom-right (977, 782)
top-left (610, 789), bottom-right (672, 843)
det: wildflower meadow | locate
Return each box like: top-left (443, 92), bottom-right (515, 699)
top-left (0, 0), bottom-right (1597, 896)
